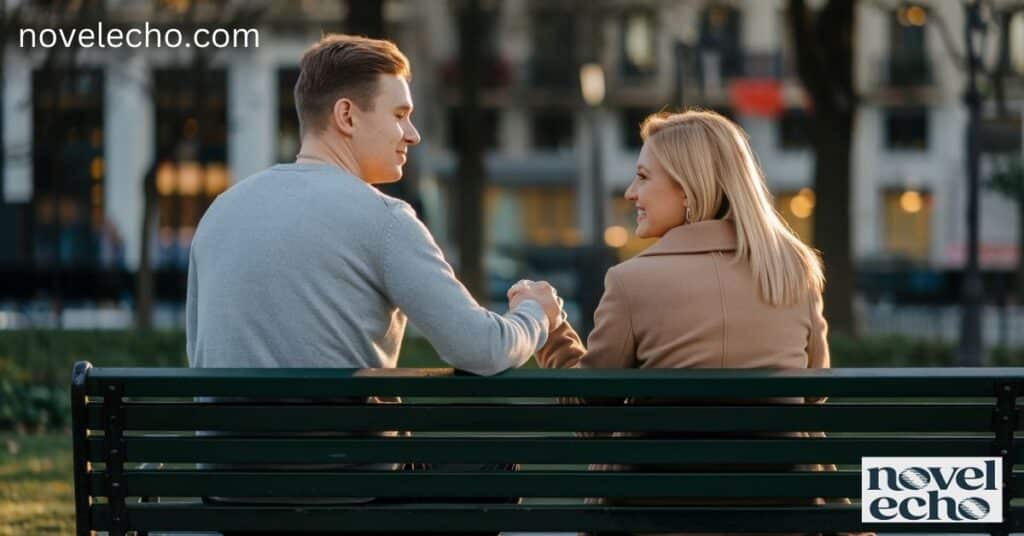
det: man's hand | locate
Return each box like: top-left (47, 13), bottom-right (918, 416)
top-left (508, 279), bottom-right (564, 330)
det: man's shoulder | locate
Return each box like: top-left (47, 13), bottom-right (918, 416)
top-left (376, 189), bottom-right (415, 214)
top-left (377, 194), bottom-right (440, 257)
top-left (377, 191), bottom-right (426, 228)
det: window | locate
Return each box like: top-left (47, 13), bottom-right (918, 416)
top-left (621, 11), bottom-right (656, 77)
top-left (885, 108), bottom-right (929, 150)
top-left (0, 80), bottom-right (15, 265)
top-left (889, 5), bottom-right (931, 85)
top-left (980, 114), bottom-right (1023, 155)
top-left (447, 108), bottom-right (500, 151)
top-left (529, 13), bottom-right (576, 88)
top-left (31, 69), bottom-right (105, 268)
top-left (621, 108), bottom-right (656, 149)
top-left (446, 5), bottom-right (507, 89)
top-left (531, 109), bottom-right (575, 151)
top-left (698, 4), bottom-right (743, 82)
top-left (277, 68), bottom-right (300, 163)
top-left (883, 188), bottom-right (932, 261)
top-left (1012, 12), bottom-right (1024, 75)
top-left (485, 186), bottom-right (579, 248)
top-left (774, 188), bottom-right (814, 245)
top-left (778, 108), bottom-right (810, 150)
top-left (153, 69), bottom-right (229, 269)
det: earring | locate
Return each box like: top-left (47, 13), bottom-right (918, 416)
top-left (685, 206), bottom-right (692, 224)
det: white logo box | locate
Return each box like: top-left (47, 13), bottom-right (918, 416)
top-left (861, 457), bottom-right (1003, 523)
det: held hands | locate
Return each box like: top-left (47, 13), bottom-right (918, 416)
top-left (507, 279), bottom-right (564, 330)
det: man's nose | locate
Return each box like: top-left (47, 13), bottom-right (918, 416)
top-left (405, 121), bottom-right (421, 145)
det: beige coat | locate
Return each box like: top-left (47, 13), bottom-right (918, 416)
top-left (536, 219), bottom-right (828, 378)
top-left (535, 219), bottom-right (844, 536)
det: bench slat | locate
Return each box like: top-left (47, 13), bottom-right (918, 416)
top-left (88, 469), bottom-right (870, 498)
top-left (84, 367), bottom-right (1024, 397)
top-left (87, 436), bottom-right (1011, 464)
top-left (90, 503), bottom-right (1016, 533)
top-left (84, 403), bottom-right (997, 432)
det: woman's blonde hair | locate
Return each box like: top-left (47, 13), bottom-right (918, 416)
top-left (640, 109), bottom-right (824, 306)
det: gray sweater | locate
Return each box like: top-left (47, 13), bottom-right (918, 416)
top-left (186, 163), bottom-right (548, 374)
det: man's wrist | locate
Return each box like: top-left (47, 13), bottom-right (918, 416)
top-left (513, 298), bottom-right (548, 325)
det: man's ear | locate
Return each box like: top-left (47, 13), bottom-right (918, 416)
top-left (332, 97), bottom-right (357, 137)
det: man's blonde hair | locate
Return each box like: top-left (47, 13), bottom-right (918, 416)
top-left (640, 110), bottom-right (824, 306)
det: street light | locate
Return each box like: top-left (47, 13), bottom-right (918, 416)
top-left (577, 62), bottom-right (610, 337)
top-left (920, 0), bottom-right (999, 365)
top-left (960, 0), bottom-right (985, 366)
top-left (580, 63), bottom-right (606, 107)
top-left (579, 62), bottom-right (606, 246)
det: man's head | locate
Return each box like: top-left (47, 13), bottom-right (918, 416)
top-left (295, 34), bottom-right (420, 183)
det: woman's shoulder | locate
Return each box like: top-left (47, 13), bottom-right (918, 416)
top-left (607, 253), bottom-right (691, 288)
top-left (613, 247), bottom-right (716, 276)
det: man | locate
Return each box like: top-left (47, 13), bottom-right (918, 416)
top-left (185, 35), bottom-right (562, 533)
top-left (187, 34), bottom-right (562, 374)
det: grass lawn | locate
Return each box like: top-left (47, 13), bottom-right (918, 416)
top-left (0, 432), bottom-right (75, 535)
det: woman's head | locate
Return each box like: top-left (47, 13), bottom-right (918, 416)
top-left (625, 142), bottom-right (689, 238)
top-left (632, 109), bottom-right (824, 306)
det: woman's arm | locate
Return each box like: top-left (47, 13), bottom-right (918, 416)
top-left (806, 289), bottom-right (830, 404)
top-left (536, 268), bottom-right (637, 371)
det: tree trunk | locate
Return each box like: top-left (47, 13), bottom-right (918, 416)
top-left (0, 2), bottom-right (5, 177)
top-left (810, 112), bottom-right (857, 335)
top-left (454, 0), bottom-right (486, 301)
top-left (787, 0), bottom-right (858, 336)
top-left (1017, 193), bottom-right (1024, 301)
top-left (135, 162), bottom-right (158, 329)
top-left (346, 0), bottom-right (384, 37)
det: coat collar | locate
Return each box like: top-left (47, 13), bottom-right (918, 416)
top-left (637, 219), bottom-right (737, 257)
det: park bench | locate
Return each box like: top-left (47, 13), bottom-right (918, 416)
top-left (71, 360), bottom-right (1024, 535)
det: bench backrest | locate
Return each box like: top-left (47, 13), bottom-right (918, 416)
top-left (71, 361), bottom-right (1024, 535)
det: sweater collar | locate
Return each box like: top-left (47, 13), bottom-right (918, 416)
top-left (637, 219), bottom-right (738, 257)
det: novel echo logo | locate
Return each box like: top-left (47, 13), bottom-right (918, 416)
top-left (862, 457), bottom-right (1002, 523)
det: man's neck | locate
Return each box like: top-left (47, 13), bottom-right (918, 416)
top-left (295, 137), bottom-right (362, 180)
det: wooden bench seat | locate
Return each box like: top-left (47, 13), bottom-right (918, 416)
top-left (71, 362), bottom-right (1024, 535)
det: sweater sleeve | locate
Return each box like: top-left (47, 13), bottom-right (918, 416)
top-left (185, 245), bottom-right (198, 367)
top-left (380, 203), bottom-right (549, 376)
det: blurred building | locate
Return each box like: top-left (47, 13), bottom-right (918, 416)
top-left (2, 0), bottom-right (1024, 317)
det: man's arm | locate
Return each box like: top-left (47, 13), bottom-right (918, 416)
top-left (185, 246), bottom-right (198, 367)
top-left (380, 203), bottom-right (549, 376)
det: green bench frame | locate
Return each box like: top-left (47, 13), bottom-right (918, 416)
top-left (71, 361), bottom-right (1024, 535)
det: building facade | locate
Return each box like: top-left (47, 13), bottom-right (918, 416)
top-left (2, 0), bottom-right (1024, 313)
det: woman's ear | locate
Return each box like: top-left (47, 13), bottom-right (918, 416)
top-left (332, 98), bottom-right (357, 137)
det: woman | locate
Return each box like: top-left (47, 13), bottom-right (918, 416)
top-left (512, 108), bottom-right (827, 384)
top-left (509, 110), bottom-right (838, 535)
